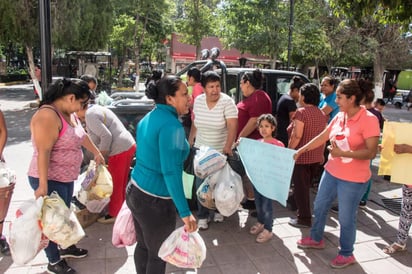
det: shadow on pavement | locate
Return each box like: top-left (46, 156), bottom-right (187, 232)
top-left (4, 108), bottom-right (35, 145)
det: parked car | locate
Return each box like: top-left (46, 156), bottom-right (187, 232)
top-left (176, 59), bottom-right (310, 115)
top-left (106, 98), bottom-right (154, 136)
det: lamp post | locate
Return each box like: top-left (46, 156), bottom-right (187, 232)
top-left (39, 0), bottom-right (52, 97)
top-left (287, 0), bottom-right (294, 70)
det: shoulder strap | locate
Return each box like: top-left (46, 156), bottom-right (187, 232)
top-left (39, 105), bottom-right (67, 138)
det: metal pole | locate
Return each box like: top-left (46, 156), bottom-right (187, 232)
top-left (39, 0), bottom-right (52, 97)
top-left (287, 0), bottom-right (294, 70)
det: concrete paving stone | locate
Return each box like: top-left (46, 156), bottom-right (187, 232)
top-left (369, 219), bottom-right (401, 238)
top-left (209, 243), bottom-right (249, 265)
top-left (355, 225), bottom-right (384, 243)
top-left (353, 241), bottom-right (387, 262)
top-left (239, 241), bottom-right (278, 260)
top-left (252, 255), bottom-right (297, 274)
top-left (291, 251), bottom-right (336, 274)
top-left (218, 260), bottom-right (259, 274)
top-left (386, 255), bottom-right (412, 273)
top-left (106, 256), bottom-right (136, 274)
top-left (361, 257), bottom-right (409, 274)
top-left (198, 227), bottom-right (238, 248)
top-left (68, 257), bottom-right (106, 273)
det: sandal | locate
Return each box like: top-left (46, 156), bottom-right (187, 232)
top-left (382, 242), bottom-right (407, 254)
top-left (249, 222), bottom-right (264, 235)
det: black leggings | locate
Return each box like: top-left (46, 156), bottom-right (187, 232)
top-left (126, 182), bottom-right (176, 274)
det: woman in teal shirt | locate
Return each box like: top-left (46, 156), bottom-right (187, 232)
top-left (126, 75), bottom-right (197, 274)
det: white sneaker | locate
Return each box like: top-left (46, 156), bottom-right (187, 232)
top-left (213, 213), bottom-right (224, 223)
top-left (198, 218), bottom-right (210, 230)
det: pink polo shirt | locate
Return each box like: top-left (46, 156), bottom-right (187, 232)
top-left (324, 107), bottom-right (380, 183)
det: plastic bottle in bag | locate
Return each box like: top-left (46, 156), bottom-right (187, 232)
top-left (335, 134), bottom-right (352, 163)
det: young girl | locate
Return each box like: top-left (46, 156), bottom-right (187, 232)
top-left (249, 114), bottom-right (284, 243)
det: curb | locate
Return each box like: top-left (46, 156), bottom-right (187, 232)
top-left (0, 81), bottom-right (31, 86)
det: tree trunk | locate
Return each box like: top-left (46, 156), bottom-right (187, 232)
top-left (25, 45), bottom-right (41, 100)
top-left (373, 50), bottom-right (385, 99)
top-left (133, 14), bottom-right (148, 91)
top-left (195, 44), bottom-right (201, 60)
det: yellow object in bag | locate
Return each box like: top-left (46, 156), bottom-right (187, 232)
top-left (88, 165), bottom-right (113, 200)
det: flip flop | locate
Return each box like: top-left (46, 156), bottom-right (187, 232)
top-left (382, 242), bottom-right (407, 254)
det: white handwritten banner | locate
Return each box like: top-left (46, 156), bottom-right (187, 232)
top-left (237, 138), bottom-right (296, 207)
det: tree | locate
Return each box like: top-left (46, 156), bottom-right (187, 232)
top-left (0, 0), bottom-right (113, 91)
top-left (52, 0), bottom-right (113, 51)
top-left (175, 0), bottom-right (216, 59)
top-left (329, 0), bottom-right (412, 86)
top-left (109, 0), bottom-right (172, 87)
top-left (218, 0), bottom-right (289, 68)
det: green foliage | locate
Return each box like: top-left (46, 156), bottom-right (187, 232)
top-left (329, 0), bottom-right (412, 27)
top-left (175, 0), bottom-right (216, 56)
top-left (52, 0), bottom-right (113, 50)
top-left (218, 0), bottom-right (288, 60)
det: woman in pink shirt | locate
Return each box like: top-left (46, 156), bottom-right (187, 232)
top-left (293, 79), bottom-right (380, 269)
top-left (28, 79), bottom-right (105, 274)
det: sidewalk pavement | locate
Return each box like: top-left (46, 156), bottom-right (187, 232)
top-left (0, 85), bottom-right (411, 274)
top-left (1, 163), bottom-right (411, 274)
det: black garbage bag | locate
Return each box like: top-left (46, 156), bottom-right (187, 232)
top-left (227, 148), bottom-right (246, 177)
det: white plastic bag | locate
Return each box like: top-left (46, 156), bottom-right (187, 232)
top-left (86, 197), bottom-right (110, 213)
top-left (158, 226), bottom-right (206, 269)
top-left (112, 201), bottom-right (136, 247)
top-left (9, 197), bottom-right (49, 265)
top-left (193, 146), bottom-right (227, 179)
top-left (213, 163), bottom-right (244, 217)
top-left (41, 192), bottom-right (85, 249)
top-left (0, 161), bottom-right (16, 187)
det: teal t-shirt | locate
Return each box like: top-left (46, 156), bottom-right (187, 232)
top-left (319, 92), bottom-right (339, 123)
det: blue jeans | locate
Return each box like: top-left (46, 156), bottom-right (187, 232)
top-left (126, 182), bottom-right (176, 274)
top-left (28, 176), bottom-right (74, 264)
top-left (254, 187), bottom-right (273, 231)
top-left (310, 171), bottom-right (368, 256)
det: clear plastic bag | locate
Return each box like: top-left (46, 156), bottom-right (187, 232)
top-left (112, 201), bottom-right (136, 247)
top-left (81, 160), bottom-right (97, 190)
top-left (9, 197), bottom-right (49, 265)
top-left (158, 226), bottom-right (206, 269)
top-left (88, 165), bottom-right (113, 200)
top-left (41, 192), bottom-right (85, 249)
top-left (196, 177), bottom-right (216, 210)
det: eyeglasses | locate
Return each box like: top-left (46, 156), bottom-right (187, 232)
top-left (80, 99), bottom-right (89, 109)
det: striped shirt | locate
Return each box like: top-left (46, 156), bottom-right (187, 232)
top-left (193, 93), bottom-right (238, 152)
